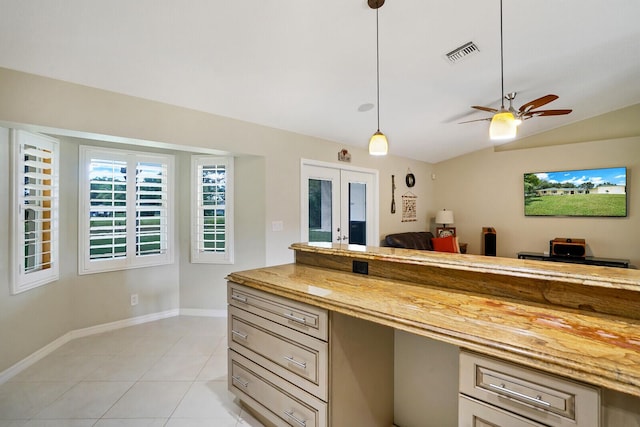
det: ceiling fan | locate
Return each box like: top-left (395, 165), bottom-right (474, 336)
top-left (462, 92), bottom-right (572, 124)
top-left (461, 0), bottom-right (572, 140)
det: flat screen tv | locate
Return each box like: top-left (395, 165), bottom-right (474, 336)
top-left (524, 166), bottom-right (627, 217)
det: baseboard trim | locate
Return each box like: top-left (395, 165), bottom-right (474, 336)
top-left (67, 309), bottom-right (180, 340)
top-left (0, 309), bottom-right (180, 384)
top-left (180, 308), bottom-right (227, 318)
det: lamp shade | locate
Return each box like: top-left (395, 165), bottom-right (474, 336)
top-left (369, 131), bottom-right (389, 156)
top-left (489, 110), bottom-right (517, 140)
top-left (435, 209), bottom-right (454, 225)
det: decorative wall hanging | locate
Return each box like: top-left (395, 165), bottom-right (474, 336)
top-left (401, 192), bottom-right (417, 222)
top-left (391, 175), bottom-right (396, 214)
top-left (405, 171), bottom-right (415, 187)
top-left (338, 149), bottom-right (351, 162)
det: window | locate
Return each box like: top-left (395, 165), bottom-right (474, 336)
top-left (11, 130), bottom-right (60, 294)
top-left (78, 146), bottom-right (174, 274)
top-left (191, 156), bottom-right (234, 264)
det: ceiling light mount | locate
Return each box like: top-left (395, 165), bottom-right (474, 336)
top-left (368, 0), bottom-right (388, 156)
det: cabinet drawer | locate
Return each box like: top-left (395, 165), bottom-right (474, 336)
top-left (229, 305), bottom-right (328, 400)
top-left (459, 395), bottom-right (547, 427)
top-left (460, 351), bottom-right (600, 427)
top-left (230, 350), bottom-right (327, 427)
top-left (228, 282), bottom-right (328, 341)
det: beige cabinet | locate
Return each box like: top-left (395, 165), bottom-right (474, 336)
top-left (459, 351), bottom-right (601, 427)
top-left (459, 395), bottom-right (548, 427)
top-left (228, 282), bottom-right (394, 427)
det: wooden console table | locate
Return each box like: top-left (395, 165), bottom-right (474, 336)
top-left (517, 251), bottom-right (630, 268)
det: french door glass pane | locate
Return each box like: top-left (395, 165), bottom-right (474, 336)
top-left (349, 182), bottom-right (366, 245)
top-left (308, 178), bottom-right (333, 242)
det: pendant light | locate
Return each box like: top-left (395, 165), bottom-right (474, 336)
top-left (368, 0), bottom-right (388, 156)
top-left (489, 0), bottom-right (517, 141)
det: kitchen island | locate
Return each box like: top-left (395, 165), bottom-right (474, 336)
top-left (227, 243), bottom-right (640, 426)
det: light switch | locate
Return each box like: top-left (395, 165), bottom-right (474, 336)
top-left (272, 220), bottom-right (284, 232)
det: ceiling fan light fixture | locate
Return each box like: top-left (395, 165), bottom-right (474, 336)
top-left (369, 130), bottom-right (389, 155)
top-left (489, 110), bottom-right (517, 140)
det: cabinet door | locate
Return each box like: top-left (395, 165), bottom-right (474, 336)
top-left (459, 396), bottom-right (547, 427)
top-left (229, 306), bottom-right (328, 400)
top-left (459, 351), bottom-right (600, 427)
top-left (230, 351), bottom-right (327, 427)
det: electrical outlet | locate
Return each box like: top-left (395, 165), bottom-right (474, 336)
top-left (130, 294), bottom-right (138, 306)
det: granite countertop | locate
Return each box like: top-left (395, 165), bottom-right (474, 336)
top-left (227, 243), bottom-right (640, 397)
top-left (290, 242), bottom-right (640, 292)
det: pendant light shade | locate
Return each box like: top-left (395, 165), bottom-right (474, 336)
top-left (368, 0), bottom-right (388, 156)
top-left (369, 130), bottom-right (388, 156)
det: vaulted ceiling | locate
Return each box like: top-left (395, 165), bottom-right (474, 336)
top-left (1, 0), bottom-right (639, 162)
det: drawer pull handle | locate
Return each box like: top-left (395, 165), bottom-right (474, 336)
top-left (231, 294), bottom-right (248, 303)
top-left (283, 410), bottom-right (307, 427)
top-left (284, 312), bottom-right (307, 324)
top-left (231, 329), bottom-right (248, 340)
top-left (231, 375), bottom-right (249, 388)
top-left (488, 383), bottom-right (551, 407)
top-left (284, 355), bottom-right (307, 369)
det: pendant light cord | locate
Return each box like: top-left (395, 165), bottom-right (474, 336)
top-left (376, 6), bottom-right (381, 131)
top-left (499, 0), bottom-right (505, 110)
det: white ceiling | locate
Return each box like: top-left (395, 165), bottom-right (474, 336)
top-left (1, 0), bottom-right (639, 163)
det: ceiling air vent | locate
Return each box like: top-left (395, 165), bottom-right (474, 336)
top-left (446, 41), bottom-right (479, 63)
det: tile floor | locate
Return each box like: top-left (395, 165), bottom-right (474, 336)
top-left (0, 316), bottom-right (264, 426)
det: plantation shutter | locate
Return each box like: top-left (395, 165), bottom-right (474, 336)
top-left (191, 156), bottom-right (234, 264)
top-left (11, 130), bottom-right (59, 294)
top-left (136, 161), bottom-right (169, 257)
top-left (88, 158), bottom-right (128, 261)
top-left (79, 146), bottom-right (174, 274)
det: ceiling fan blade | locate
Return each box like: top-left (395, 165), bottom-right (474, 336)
top-left (471, 105), bottom-right (498, 113)
top-left (459, 117), bottom-right (492, 124)
top-left (530, 109), bottom-right (573, 117)
top-left (518, 94), bottom-right (559, 113)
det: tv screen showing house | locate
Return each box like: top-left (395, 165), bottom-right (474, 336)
top-left (524, 167), bottom-right (627, 217)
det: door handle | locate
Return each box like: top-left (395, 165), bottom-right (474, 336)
top-left (231, 375), bottom-right (249, 388)
top-left (231, 329), bottom-right (248, 340)
top-left (283, 410), bottom-right (307, 427)
top-left (283, 355), bottom-right (307, 369)
top-left (488, 383), bottom-right (551, 407)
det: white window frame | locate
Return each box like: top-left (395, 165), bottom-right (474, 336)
top-left (10, 129), bottom-right (60, 294)
top-left (190, 155), bottom-right (234, 264)
top-left (78, 145), bottom-right (175, 275)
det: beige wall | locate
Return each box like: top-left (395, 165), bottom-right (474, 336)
top-left (178, 154), bottom-right (268, 311)
top-left (433, 138), bottom-right (639, 267)
top-left (0, 67), bottom-right (434, 373)
top-left (0, 128), bottom-right (73, 374)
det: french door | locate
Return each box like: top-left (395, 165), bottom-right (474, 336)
top-left (301, 161), bottom-right (379, 246)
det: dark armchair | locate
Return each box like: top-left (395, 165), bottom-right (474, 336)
top-left (384, 232), bottom-right (435, 251)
